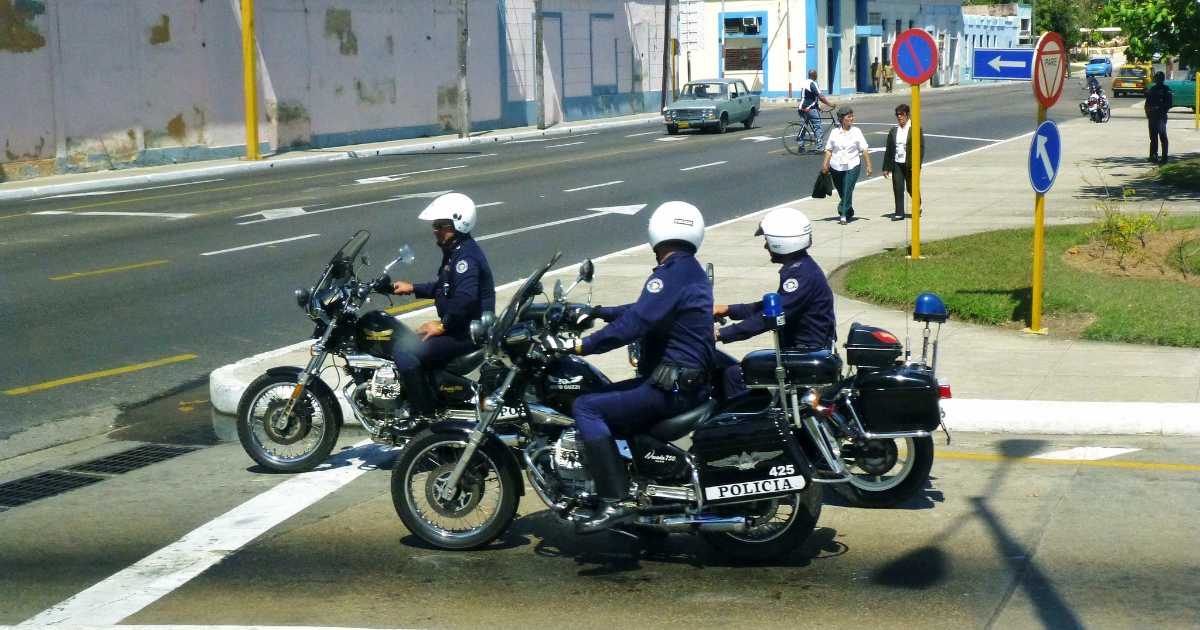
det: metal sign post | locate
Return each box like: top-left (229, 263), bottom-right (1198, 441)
top-left (241, 0), bottom-right (260, 160)
top-left (891, 29), bottom-right (938, 259)
top-left (1027, 32), bottom-right (1066, 335)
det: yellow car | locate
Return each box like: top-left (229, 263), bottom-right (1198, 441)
top-left (1112, 64), bottom-right (1151, 97)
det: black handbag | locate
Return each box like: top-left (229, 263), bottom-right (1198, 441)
top-left (812, 171), bottom-right (833, 199)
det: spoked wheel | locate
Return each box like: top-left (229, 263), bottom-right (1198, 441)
top-left (831, 435), bottom-right (935, 508)
top-left (236, 372), bottom-right (340, 473)
top-left (391, 429), bottom-right (519, 550)
top-left (782, 122), bottom-right (805, 155)
top-left (1099, 105), bottom-right (1111, 123)
top-left (701, 485), bottom-right (823, 561)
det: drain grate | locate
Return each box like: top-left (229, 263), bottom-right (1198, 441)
top-left (65, 444), bottom-right (199, 475)
top-left (0, 470), bottom-right (105, 509)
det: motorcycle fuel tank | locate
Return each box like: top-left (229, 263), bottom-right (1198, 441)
top-left (540, 354), bottom-right (611, 415)
top-left (355, 310), bottom-right (413, 359)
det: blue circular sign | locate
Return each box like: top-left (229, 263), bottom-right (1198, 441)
top-left (892, 29), bottom-right (938, 84)
top-left (1028, 120), bottom-right (1061, 194)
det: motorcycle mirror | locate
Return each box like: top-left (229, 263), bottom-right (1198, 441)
top-left (398, 244), bottom-right (415, 264)
top-left (361, 252), bottom-right (370, 267)
top-left (553, 279), bottom-right (564, 300)
top-left (580, 260), bottom-right (594, 283)
top-left (706, 262), bottom-right (715, 286)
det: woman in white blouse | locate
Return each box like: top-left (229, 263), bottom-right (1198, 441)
top-left (821, 106), bottom-right (873, 225)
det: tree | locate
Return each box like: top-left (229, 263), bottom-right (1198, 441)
top-left (1102, 0), bottom-right (1200, 69)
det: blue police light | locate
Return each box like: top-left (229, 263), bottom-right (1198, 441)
top-left (913, 292), bottom-right (948, 323)
top-left (763, 293), bottom-right (783, 317)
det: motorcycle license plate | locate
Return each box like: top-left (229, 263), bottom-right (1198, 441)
top-left (677, 122), bottom-right (690, 129)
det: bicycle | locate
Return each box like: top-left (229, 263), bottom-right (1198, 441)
top-left (782, 106), bottom-right (834, 155)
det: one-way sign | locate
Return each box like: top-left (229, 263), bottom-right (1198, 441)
top-left (972, 48), bottom-right (1035, 81)
top-left (1028, 120), bottom-right (1061, 194)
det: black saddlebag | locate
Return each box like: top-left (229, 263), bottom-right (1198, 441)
top-left (693, 406), bottom-right (812, 506)
top-left (849, 367), bottom-right (941, 433)
top-left (740, 350), bottom-right (843, 387)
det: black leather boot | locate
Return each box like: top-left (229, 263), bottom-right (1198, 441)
top-left (400, 366), bottom-right (438, 419)
top-left (576, 439), bottom-right (637, 534)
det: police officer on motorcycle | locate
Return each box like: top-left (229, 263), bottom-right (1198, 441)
top-left (386, 192), bottom-right (496, 419)
top-left (542, 201), bottom-right (715, 534)
top-left (714, 208), bottom-right (836, 397)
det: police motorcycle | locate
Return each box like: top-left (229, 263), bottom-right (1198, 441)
top-left (389, 252), bottom-right (824, 559)
top-left (236, 230), bottom-right (490, 473)
top-left (1080, 81), bottom-right (1111, 123)
top-left (758, 293), bottom-right (953, 509)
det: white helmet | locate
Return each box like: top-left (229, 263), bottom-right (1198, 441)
top-left (418, 192), bottom-right (476, 233)
top-left (648, 201), bottom-right (705, 251)
top-left (755, 208), bottom-right (812, 254)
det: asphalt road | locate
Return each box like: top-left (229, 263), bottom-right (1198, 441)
top-left (0, 82), bottom-right (1062, 441)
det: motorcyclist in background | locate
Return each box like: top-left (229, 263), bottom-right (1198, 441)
top-left (542, 202), bottom-right (715, 534)
top-left (714, 208), bottom-right (836, 397)
top-left (384, 192), bottom-right (496, 419)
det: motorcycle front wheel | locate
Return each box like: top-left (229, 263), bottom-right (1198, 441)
top-left (701, 485), bottom-right (823, 561)
top-left (831, 435), bottom-right (934, 508)
top-left (391, 429), bottom-right (519, 550)
top-left (236, 372), bottom-right (341, 473)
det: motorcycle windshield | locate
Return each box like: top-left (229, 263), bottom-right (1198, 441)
top-left (313, 230), bottom-right (370, 295)
top-left (489, 252), bottom-right (561, 355)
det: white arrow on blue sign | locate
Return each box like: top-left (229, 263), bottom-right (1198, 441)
top-left (1028, 120), bottom-right (1061, 194)
top-left (971, 48), bottom-right (1035, 81)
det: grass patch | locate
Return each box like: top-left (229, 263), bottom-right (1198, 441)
top-left (840, 216), bottom-right (1200, 347)
top-left (1158, 156), bottom-right (1200, 191)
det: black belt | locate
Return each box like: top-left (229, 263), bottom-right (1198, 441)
top-left (649, 363), bottom-right (708, 393)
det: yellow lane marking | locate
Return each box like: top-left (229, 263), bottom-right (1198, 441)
top-left (767, 148), bottom-right (789, 154)
top-left (51, 259), bottom-right (169, 280)
top-left (385, 299), bottom-right (435, 314)
top-left (1, 212), bottom-right (30, 220)
top-left (937, 451), bottom-right (1200, 472)
top-left (4, 354), bottom-right (199, 395)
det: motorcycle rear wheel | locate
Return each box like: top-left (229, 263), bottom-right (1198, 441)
top-left (700, 485), bottom-right (823, 561)
top-left (831, 435), bottom-right (934, 508)
top-left (391, 429), bottom-right (519, 550)
top-left (236, 372), bottom-right (340, 473)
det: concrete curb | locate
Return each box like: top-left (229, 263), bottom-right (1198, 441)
top-left (0, 116), bottom-right (664, 203)
top-left (941, 399), bottom-right (1200, 437)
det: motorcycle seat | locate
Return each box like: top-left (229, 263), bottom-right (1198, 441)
top-left (648, 399), bottom-right (719, 442)
top-left (443, 349), bottom-right (485, 376)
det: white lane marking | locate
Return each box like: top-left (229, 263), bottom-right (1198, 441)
top-left (1030, 447), bottom-right (1141, 461)
top-left (741, 136), bottom-right (777, 143)
top-left (33, 211), bottom-right (192, 219)
top-left (867, 147), bottom-right (886, 153)
top-left (354, 165), bottom-right (465, 184)
top-left (586, 204), bottom-right (646, 215)
top-left (479, 212), bottom-right (614, 241)
top-left (392, 190), bottom-right (453, 201)
top-left (475, 201), bottom-right (505, 208)
top-left (238, 207), bottom-right (307, 222)
top-left (625, 130), bottom-right (660, 137)
top-left (680, 161), bottom-right (727, 171)
top-left (20, 442), bottom-right (393, 626)
top-left (504, 137), bottom-right (552, 144)
top-left (655, 136), bottom-right (689, 142)
top-left (926, 133), bottom-right (1002, 142)
top-left (200, 234), bottom-right (320, 256)
top-left (446, 153), bottom-right (497, 160)
top-left (238, 191), bottom-right (451, 225)
top-left (563, 180), bottom-right (623, 193)
top-left (37, 179), bottom-right (225, 199)
top-left (546, 141), bottom-right (586, 148)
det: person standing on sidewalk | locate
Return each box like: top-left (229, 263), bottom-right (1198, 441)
top-left (882, 60), bottom-right (895, 93)
top-left (1145, 71), bottom-right (1173, 164)
top-left (822, 106), bottom-right (873, 225)
top-left (882, 103), bottom-right (926, 221)
top-left (871, 57), bottom-right (882, 93)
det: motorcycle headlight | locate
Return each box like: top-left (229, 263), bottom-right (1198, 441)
top-left (295, 287), bottom-right (312, 308)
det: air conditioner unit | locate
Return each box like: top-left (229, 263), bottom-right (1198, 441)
top-left (742, 17), bottom-right (756, 26)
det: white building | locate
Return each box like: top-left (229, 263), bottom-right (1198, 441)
top-left (960, 3), bottom-right (1032, 84)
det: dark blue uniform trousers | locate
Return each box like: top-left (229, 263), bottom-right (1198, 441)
top-left (572, 377), bottom-right (711, 442)
top-left (391, 333), bottom-right (475, 372)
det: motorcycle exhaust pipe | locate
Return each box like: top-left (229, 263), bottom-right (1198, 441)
top-left (645, 515), bottom-right (749, 533)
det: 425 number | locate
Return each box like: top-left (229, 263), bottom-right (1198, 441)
top-left (768, 464), bottom-right (795, 477)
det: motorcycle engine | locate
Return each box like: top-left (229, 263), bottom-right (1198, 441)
top-left (366, 366), bottom-right (403, 410)
top-left (552, 429), bottom-right (594, 497)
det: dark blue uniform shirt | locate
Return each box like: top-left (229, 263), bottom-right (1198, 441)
top-left (413, 235), bottom-right (495, 335)
top-left (582, 252), bottom-right (714, 373)
top-left (718, 252), bottom-right (835, 350)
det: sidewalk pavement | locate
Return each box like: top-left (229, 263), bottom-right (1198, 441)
top-left (5, 83), bottom-right (1196, 436)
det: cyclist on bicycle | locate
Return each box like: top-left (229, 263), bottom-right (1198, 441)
top-left (799, 69), bottom-right (836, 140)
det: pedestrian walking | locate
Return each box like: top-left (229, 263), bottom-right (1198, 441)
top-left (822, 106), bottom-right (873, 225)
top-left (871, 57), bottom-right (881, 93)
top-left (882, 60), bottom-right (895, 93)
top-left (1145, 71), bottom-right (1173, 164)
top-left (882, 103), bottom-right (925, 221)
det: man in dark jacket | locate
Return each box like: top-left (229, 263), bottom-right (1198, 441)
top-left (387, 193), bottom-right (495, 418)
top-left (1145, 71), bottom-right (1173, 164)
top-left (882, 103), bottom-right (926, 221)
top-left (714, 208), bottom-right (835, 397)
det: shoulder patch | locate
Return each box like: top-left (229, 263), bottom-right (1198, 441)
top-left (782, 278), bottom-right (799, 293)
top-left (456, 260), bottom-right (469, 273)
top-left (646, 278), bottom-right (664, 294)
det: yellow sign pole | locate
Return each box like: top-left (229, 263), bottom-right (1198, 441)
top-left (1028, 105), bottom-right (1048, 334)
top-left (241, 0), bottom-right (261, 161)
top-left (910, 82), bottom-right (922, 259)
